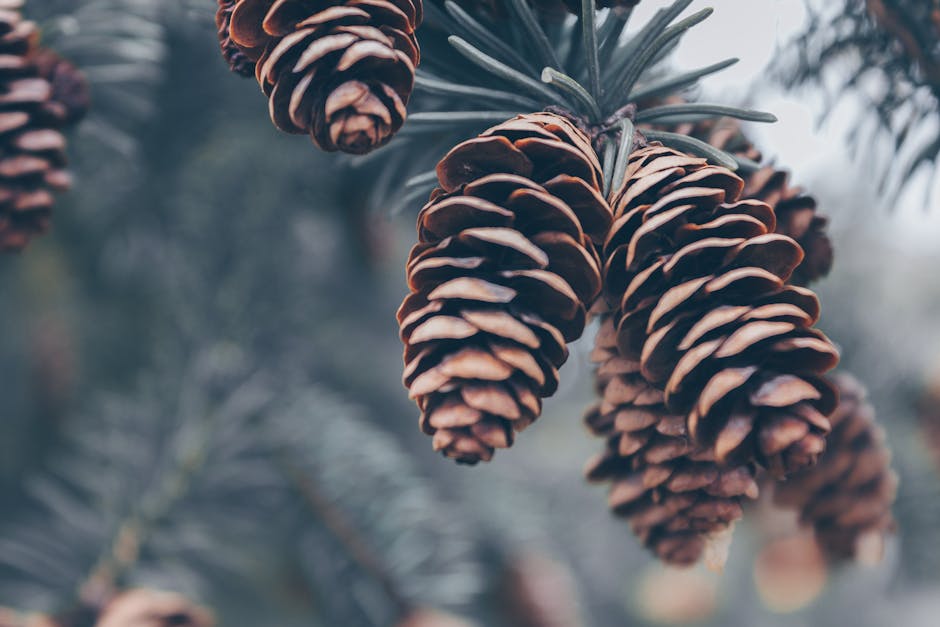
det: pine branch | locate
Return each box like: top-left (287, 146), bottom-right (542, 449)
top-left (773, 0), bottom-right (940, 205)
top-left (0, 346), bottom-right (285, 617)
top-left (275, 391), bottom-right (483, 627)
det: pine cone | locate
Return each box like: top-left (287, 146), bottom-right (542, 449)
top-left (31, 49), bottom-right (90, 127)
top-left (0, 608), bottom-right (57, 627)
top-left (677, 118), bottom-right (833, 286)
top-left (584, 317), bottom-right (759, 566)
top-left (0, 4), bottom-right (72, 252)
top-left (603, 144), bottom-right (840, 477)
top-left (773, 374), bottom-right (897, 562)
top-left (399, 112), bottom-right (611, 464)
top-left (397, 609), bottom-right (476, 627)
top-left (228, 0), bottom-right (421, 154)
top-left (216, 0), bottom-right (256, 77)
top-left (93, 589), bottom-right (214, 627)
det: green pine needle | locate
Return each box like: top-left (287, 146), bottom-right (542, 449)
top-left (610, 119), bottom-right (636, 195)
top-left (603, 0), bottom-right (694, 105)
top-left (407, 111), bottom-right (522, 125)
top-left (448, 36), bottom-right (566, 106)
top-left (506, 0), bottom-right (561, 71)
top-left (404, 170), bottom-right (440, 188)
top-left (541, 68), bottom-right (602, 121)
top-left (443, 1), bottom-right (537, 76)
top-left (629, 57), bottom-right (739, 102)
top-left (636, 103), bottom-right (777, 123)
top-left (415, 74), bottom-right (542, 110)
top-left (581, 0), bottom-right (602, 99)
top-left (643, 129), bottom-right (739, 170)
top-left (616, 8), bottom-right (715, 106)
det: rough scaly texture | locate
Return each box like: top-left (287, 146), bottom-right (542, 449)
top-left (229, 0), bottom-right (421, 154)
top-left (602, 144), bottom-right (840, 478)
top-left (774, 374), bottom-right (898, 562)
top-left (584, 316), bottom-right (759, 566)
top-left (399, 112), bottom-right (612, 464)
top-left (0, 2), bottom-right (72, 252)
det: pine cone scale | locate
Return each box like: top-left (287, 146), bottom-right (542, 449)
top-left (772, 375), bottom-right (897, 562)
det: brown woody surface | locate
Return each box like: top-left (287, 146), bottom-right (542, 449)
top-left (584, 317), bottom-right (759, 565)
top-left (602, 144), bottom-right (840, 478)
top-left (774, 373), bottom-right (897, 562)
top-left (399, 112), bottom-right (611, 464)
top-left (676, 118), bottom-right (833, 286)
top-left (216, 0), bottom-right (256, 77)
top-left (228, 0), bottom-right (421, 154)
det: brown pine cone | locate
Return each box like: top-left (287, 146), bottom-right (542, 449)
top-left (92, 589), bottom-right (214, 627)
top-left (0, 608), bottom-right (57, 627)
top-left (30, 49), bottom-right (90, 127)
top-left (216, 0), bottom-right (256, 77)
top-left (0, 4), bottom-right (72, 252)
top-left (773, 374), bottom-right (897, 562)
top-left (229, 0), bottom-right (421, 154)
top-left (603, 144), bottom-right (840, 478)
top-left (584, 316), bottom-right (759, 566)
top-left (399, 112), bottom-right (612, 464)
top-left (679, 118), bottom-right (833, 286)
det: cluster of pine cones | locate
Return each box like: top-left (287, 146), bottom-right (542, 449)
top-left (217, 0), bottom-right (897, 569)
top-left (0, 0), bottom-right (88, 252)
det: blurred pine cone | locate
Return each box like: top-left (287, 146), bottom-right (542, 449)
top-left (603, 144), bottom-right (840, 478)
top-left (399, 112), bottom-right (611, 464)
top-left (216, 0), bottom-right (256, 77)
top-left (92, 589), bottom-right (214, 627)
top-left (584, 317), bottom-right (759, 566)
top-left (773, 374), bottom-right (898, 562)
top-left (677, 118), bottom-right (833, 286)
top-left (0, 608), bottom-right (57, 627)
top-left (228, 0), bottom-right (421, 154)
top-left (0, 3), bottom-right (72, 252)
top-left (31, 49), bottom-right (90, 127)
top-left (397, 609), bottom-right (476, 627)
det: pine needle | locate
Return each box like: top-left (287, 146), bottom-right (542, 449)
top-left (643, 130), bottom-right (739, 170)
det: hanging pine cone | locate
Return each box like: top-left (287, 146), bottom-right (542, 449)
top-left (228, 0), bottom-right (421, 154)
top-left (584, 316), bottom-right (759, 566)
top-left (773, 374), bottom-right (897, 562)
top-left (399, 112), bottom-right (611, 464)
top-left (216, 0), bottom-right (256, 77)
top-left (31, 49), bottom-right (90, 127)
top-left (0, 3), bottom-right (72, 252)
top-left (675, 117), bottom-right (833, 286)
top-left (603, 144), bottom-right (840, 478)
top-left (92, 589), bottom-right (215, 627)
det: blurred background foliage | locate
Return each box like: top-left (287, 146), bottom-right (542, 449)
top-left (1, 0), bottom-right (939, 625)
